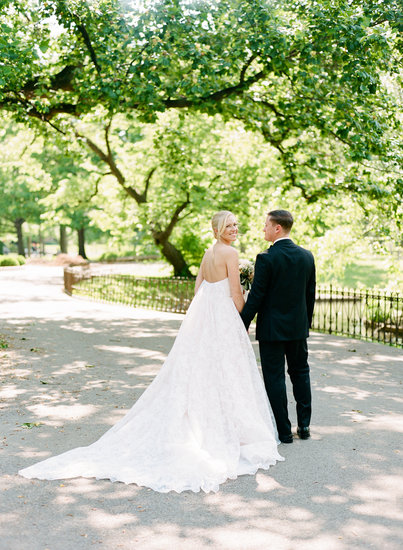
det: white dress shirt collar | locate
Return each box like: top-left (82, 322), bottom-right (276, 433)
top-left (273, 237), bottom-right (292, 244)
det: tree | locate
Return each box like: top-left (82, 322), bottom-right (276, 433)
top-left (1, 1), bottom-right (399, 157)
top-left (35, 137), bottom-right (105, 259)
top-left (71, 109), bottom-right (264, 274)
top-left (0, 0), bottom-right (401, 271)
top-left (0, 121), bottom-right (49, 255)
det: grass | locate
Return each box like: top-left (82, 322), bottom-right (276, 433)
top-left (343, 260), bottom-right (388, 289)
top-left (0, 335), bottom-right (8, 349)
top-left (342, 255), bottom-right (402, 291)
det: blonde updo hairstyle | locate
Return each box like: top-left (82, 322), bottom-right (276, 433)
top-left (211, 210), bottom-right (234, 241)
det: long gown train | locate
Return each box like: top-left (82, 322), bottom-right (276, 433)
top-left (19, 278), bottom-right (284, 493)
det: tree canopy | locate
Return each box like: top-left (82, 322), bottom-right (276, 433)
top-left (0, 0), bottom-right (401, 275)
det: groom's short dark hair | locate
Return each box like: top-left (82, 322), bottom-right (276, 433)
top-left (268, 210), bottom-right (294, 231)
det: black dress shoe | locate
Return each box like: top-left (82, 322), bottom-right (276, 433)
top-left (279, 434), bottom-right (293, 444)
top-left (297, 427), bottom-right (310, 440)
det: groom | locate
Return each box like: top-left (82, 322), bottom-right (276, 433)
top-left (241, 210), bottom-right (316, 443)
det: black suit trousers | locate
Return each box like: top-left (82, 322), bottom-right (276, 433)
top-left (259, 339), bottom-right (312, 439)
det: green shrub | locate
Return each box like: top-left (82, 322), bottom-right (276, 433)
top-left (98, 251), bottom-right (118, 261)
top-left (16, 255), bottom-right (26, 265)
top-left (0, 256), bottom-right (20, 266)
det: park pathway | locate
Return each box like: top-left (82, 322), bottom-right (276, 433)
top-left (0, 264), bottom-right (402, 550)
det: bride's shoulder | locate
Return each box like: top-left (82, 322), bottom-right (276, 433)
top-left (219, 244), bottom-right (239, 259)
top-left (201, 246), bottom-right (213, 258)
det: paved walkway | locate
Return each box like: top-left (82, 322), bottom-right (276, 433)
top-left (0, 265), bottom-right (402, 550)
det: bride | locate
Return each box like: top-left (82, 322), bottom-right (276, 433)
top-left (19, 211), bottom-right (283, 493)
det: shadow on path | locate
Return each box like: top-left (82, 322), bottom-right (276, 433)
top-left (0, 266), bottom-right (402, 550)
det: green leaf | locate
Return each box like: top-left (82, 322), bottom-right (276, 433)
top-left (21, 422), bottom-right (41, 429)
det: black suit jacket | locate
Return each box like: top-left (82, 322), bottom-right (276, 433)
top-left (241, 239), bottom-right (316, 341)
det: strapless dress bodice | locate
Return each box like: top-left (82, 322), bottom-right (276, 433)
top-left (200, 277), bottom-right (231, 297)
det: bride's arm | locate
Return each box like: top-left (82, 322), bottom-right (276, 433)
top-left (226, 249), bottom-right (245, 313)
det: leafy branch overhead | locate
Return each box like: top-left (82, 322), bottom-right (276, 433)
top-left (1, 2), bottom-right (400, 147)
top-left (0, 0), bottom-right (401, 274)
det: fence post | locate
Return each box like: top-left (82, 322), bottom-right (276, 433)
top-left (64, 267), bottom-right (80, 295)
top-left (64, 268), bottom-right (73, 295)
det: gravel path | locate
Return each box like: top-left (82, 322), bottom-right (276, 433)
top-left (1, 265), bottom-right (402, 550)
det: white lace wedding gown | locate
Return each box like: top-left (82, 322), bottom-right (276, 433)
top-left (19, 278), bottom-right (283, 493)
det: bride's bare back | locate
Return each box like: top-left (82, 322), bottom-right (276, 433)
top-left (195, 242), bottom-right (245, 312)
top-left (201, 243), bottom-right (231, 283)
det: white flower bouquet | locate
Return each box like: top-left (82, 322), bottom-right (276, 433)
top-left (239, 259), bottom-right (254, 291)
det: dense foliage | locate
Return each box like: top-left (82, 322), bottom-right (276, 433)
top-left (0, 0), bottom-right (401, 280)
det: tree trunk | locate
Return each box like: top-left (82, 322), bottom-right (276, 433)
top-left (26, 235), bottom-right (32, 257)
top-left (39, 227), bottom-right (45, 255)
top-left (14, 218), bottom-right (25, 256)
top-left (59, 225), bottom-right (68, 253)
top-left (153, 233), bottom-right (192, 277)
top-left (82, 129), bottom-right (192, 275)
top-left (77, 227), bottom-right (87, 259)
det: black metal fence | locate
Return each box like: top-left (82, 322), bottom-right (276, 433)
top-left (66, 268), bottom-right (403, 348)
top-left (70, 270), bottom-right (195, 314)
top-left (313, 285), bottom-right (402, 347)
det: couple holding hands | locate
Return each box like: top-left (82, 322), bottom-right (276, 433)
top-left (20, 209), bottom-right (316, 494)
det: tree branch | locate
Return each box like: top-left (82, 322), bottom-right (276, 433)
top-left (0, 96), bottom-right (78, 120)
top-left (104, 117), bottom-right (114, 161)
top-left (1, 63), bottom-right (265, 119)
top-left (142, 166), bottom-right (157, 203)
top-left (124, 43), bottom-right (149, 77)
top-left (255, 98), bottom-right (287, 118)
top-left (78, 131), bottom-right (147, 204)
top-left (164, 70), bottom-right (265, 108)
top-left (86, 175), bottom-right (101, 202)
top-left (78, 132), bottom-right (110, 165)
top-left (21, 65), bottom-right (79, 98)
top-left (20, 134), bottom-right (37, 158)
top-left (369, 16), bottom-right (392, 28)
top-left (240, 53), bottom-right (258, 84)
top-left (43, 117), bottom-right (68, 135)
top-left (325, 127), bottom-right (353, 147)
top-left (71, 14), bottom-right (101, 74)
top-left (153, 193), bottom-right (191, 243)
top-left (261, 127), bottom-right (321, 202)
top-left (3, 96), bottom-right (70, 134)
